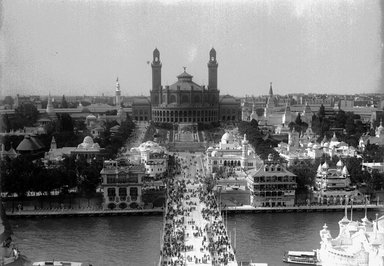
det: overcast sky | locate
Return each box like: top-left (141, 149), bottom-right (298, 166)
top-left (0, 0), bottom-right (382, 98)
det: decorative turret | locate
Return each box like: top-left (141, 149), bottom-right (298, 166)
top-left (46, 93), bottom-right (57, 120)
top-left (336, 159), bottom-right (344, 172)
top-left (250, 103), bottom-right (257, 121)
top-left (50, 136), bottom-right (57, 151)
top-left (331, 132), bottom-right (338, 142)
top-left (207, 48), bottom-right (218, 90)
top-left (317, 164), bottom-right (322, 174)
top-left (376, 119), bottom-right (384, 137)
top-left (241, 134), bottom-right (249, 168)
top-left (46, 93), bottom-right (54, 114)
top-left (282, 101), bottom-right (292, 125)
top-left (269, 82), bottom-right (273, 98)
top-left (151, 48), bottom-right (162, 91)
top-left (115, 77), bottom-right (121, 107)
top-left (341, 165), bottom-right (349, 177)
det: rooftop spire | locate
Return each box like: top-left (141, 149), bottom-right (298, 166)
top-left (116, 77), bottom-right (120, 91)
top-left (269, 82), bottom-right (273, 97)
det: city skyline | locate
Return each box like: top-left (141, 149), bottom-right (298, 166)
top-left (0, 0), bottom-right (382, 98)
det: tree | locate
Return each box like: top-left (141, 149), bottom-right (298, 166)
top-left (56, 113), bottom-right (74, 132)
top-left (334, 110), bottom-right (347, 129)
top-left (11, 103), bottom-right (39, 130)
top-left (318, 104), bottom-right (325, 119)
top-left (288, 161), bottom-right (317, 193)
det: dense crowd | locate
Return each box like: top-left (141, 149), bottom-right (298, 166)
top-left (160, 153), bottom-right (236, 266)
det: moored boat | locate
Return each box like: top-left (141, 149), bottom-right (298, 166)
top-left (283, 251), bottom-right (320, 265)
top-left (32, 262), bottom-right (83, 266)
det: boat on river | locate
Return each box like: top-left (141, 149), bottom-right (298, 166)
top-left (283, 251), bottom-right (320, 265)
top-left (32, 262), bottom-right (83, 266)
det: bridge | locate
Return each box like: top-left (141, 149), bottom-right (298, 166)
top-left (159, 152), bottom-right (237, 266)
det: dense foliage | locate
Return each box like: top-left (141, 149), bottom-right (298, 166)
top-left (238, 119), bottom-right (281, 161)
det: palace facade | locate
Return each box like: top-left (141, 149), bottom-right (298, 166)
top-left (149, 48), bottom-right (240, 124)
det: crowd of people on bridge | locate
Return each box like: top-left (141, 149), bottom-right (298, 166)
top-left (160, 153), bottom-right (236, 266)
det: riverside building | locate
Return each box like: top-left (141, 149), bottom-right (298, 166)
top-left (247, 154), bottom-right (297, 207)
top-left (100, 159), bottom-right (146, 210)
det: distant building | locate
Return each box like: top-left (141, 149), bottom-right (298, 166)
top-left (359, 120), bottom-right (384, 149)
top-left (247, 154), bottom-right (297, 207)
top-left (0, 144), bottom-right (18, 159)
top-left (100, 159), bottom-right (146, 210)
top-left (132, 96), bottom-right (151, 122)
top-left (44, 136), bottom-right (102, 163)
top-left (206, 132), bottom-right (260, 174)
top-left (149, 48), bottom-right (240, 124)
top-left (362, 162), bottom-right (384, 174)
top-left (129, 141), bottom-right (168, 177)
top-left (16, 135), bottom-right (45, 157)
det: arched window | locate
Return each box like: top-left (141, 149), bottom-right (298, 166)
top-left (169, 95), bottom-right (176, 103)
top-left (181, 95), bottom-right (189, 104)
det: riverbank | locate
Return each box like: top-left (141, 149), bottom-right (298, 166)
top-left (7, 204), bottom-right (383, 218)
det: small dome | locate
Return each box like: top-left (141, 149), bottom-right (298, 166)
top-left (322, 162), bottom-right (329, 169)
top-left (336, 160), bottom-right (344, 167)
top-left (221, 132), bottom-right (234, 144)
top-left (331, 132), bottom-right (338, 142)
top-left (83, 136), bottom-right (94, 145)
top-left (323, 142), bottom-right (329, 148)
top-left (86, 114), bottom-right (96, 120)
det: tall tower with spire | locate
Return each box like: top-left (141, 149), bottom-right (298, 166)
top-left (241, 134), bottom-right (249, 169)
top-left (207, 48), bottom-right (218, 90)
top-left (269, 82), bottom-right (273, 98)
top-left (115, 77), bottom-right (121, 107)
top-left (282, 101), bottom-right (292, 125)
top-left (152, 48), bottom-right (162, 91)
top-left (46, 93), bottom-right (56, 120)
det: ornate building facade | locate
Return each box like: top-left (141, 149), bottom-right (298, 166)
top-left (101, 159), bottom-right (146, 210)
top-left (149, 48), bottom-right (240, 124)
top-left (247, 154), bottom-right (297, 207)
top-left (206, 132), bottom-right (259, 174)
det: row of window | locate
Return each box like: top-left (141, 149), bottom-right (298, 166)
top-left (153, 109), bottom-right (218, 116)
top-left (252, 176), bottom-right (295, 183)
top-left (252, 185), bottom-right (297, 191)
top-left (153, 116), bottom-right (217, 123)
top-left (107, 187), bottom-right (138, 198)
top-left (106, 175), bottom-right (139, 184)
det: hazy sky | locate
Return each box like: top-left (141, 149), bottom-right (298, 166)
top-left (0, 0), bottom-right (382, 98)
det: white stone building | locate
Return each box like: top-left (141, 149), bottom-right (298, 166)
top-left (206, 132), bottom-right (260, 174)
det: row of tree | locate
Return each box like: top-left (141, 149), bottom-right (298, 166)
top-left (0, 155), bottom-right (101, 199)
top-left (237, 119), bottom-right (281, 161)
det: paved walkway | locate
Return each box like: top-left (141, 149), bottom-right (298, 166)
top-left (160, 152), bottom-right (237, 266)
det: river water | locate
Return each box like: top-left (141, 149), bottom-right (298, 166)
top-left (10, 211), bottom-right (383, 266)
